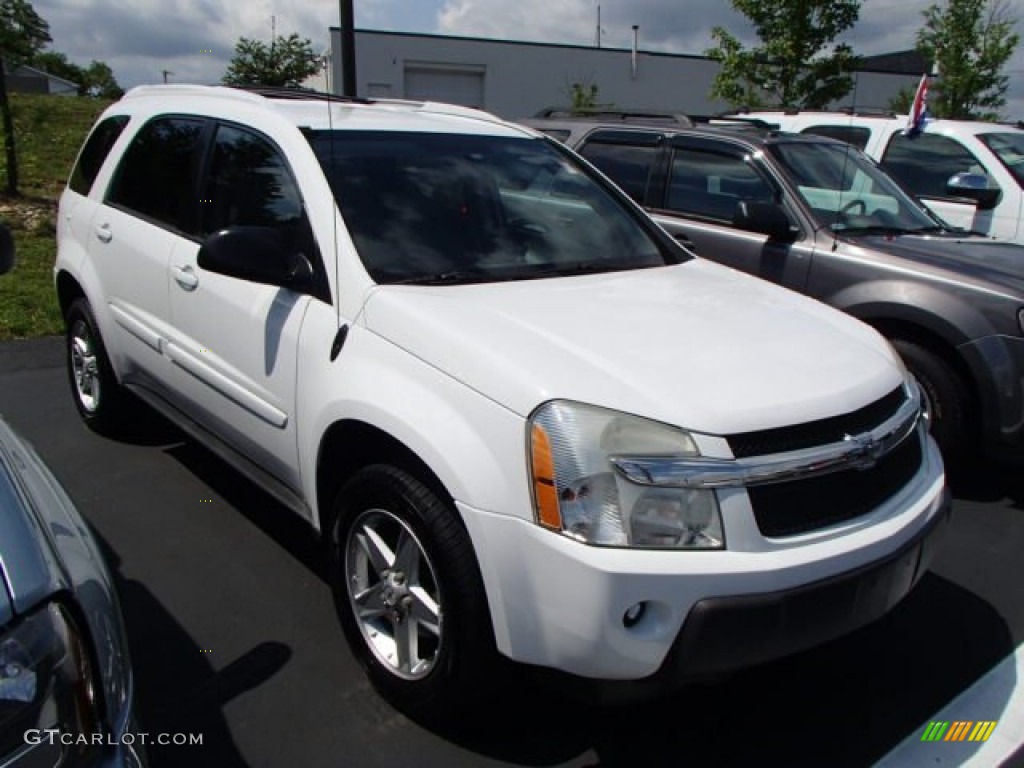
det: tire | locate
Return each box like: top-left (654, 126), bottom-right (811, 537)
top-left (65, 298), bottom-right (126, 433)
top-left (327, 465), bottom-right (496, 717)
top-left (891, 339), bottom-right (972, 461)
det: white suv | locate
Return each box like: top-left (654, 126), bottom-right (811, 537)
top-left (56, 85), bottom-right (949, 711)
top-left (735, 110), bottom-right (1024, 243)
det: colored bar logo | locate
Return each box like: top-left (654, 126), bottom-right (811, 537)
top-left (921, 721), bottom-right (998, 742)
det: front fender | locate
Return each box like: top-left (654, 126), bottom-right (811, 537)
top-left (297, 322), bottom-right (531, 530)
top-left (821, 278), bottom-right (995, 346)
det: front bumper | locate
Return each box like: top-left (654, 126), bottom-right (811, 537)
top-left (460, 434), bottom-right (948, 683)
top-left (660, 487), bottom-right (949, 680)
top-left (959, 334), bottom-right (1024, 459)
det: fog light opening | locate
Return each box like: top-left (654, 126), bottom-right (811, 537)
top-left (623, 602), bottom-right (647, 628)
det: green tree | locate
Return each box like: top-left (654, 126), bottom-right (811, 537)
top-left (706, 0), bottom-right (861, 110)
top-left (31, 49), bottom-right (81, 86)
top-left (887, 85), bottom-right (915, 114)
top-left (0, 0), bottom-right (50, 194)
top-left (569, 81), bottom-right (599, 112)
top-left (222, 33), bottom-right (321, 88)
top-left (916, 0), bottom-right (1019, 120)
top-left (32, 52), bottom-right (122, 98)
top-left (81, 60), bottom-right (122, 99)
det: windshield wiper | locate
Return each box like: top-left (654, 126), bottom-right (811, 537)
top-left (386, 269), bottom-right (495, 286)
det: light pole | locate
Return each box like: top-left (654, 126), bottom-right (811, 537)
top-left (339, 0), bottom-right (356, 97)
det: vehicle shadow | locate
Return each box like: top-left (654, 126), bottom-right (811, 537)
top-left (91, 531), bottom-right (291, 768)
top-left (416, 573), bottom-right (1015, 767)
top-left (161, 440), bottom-right (327, 582)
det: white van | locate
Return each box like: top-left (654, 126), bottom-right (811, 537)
top-left (735, 111), bottom-right (1024, 244)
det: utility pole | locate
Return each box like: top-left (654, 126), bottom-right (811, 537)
top-left (339, 0), bottom-right (357, 97)
top-left (596, 4), bottom-right (602, 48)
top-left (162, 70), bottom-right (174, 84)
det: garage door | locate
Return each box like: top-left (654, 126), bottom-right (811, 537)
top-left (404, 67), bottom-right (485, 109)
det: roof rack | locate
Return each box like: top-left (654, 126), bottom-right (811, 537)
top-left (730, 106), bottom-right (898, 118)
top-left (229, 85), bottom-right (373, 104)
top-left (693, 114), bottom-right (779, 131)
top-left (534, 107), bottom-right (693, 126)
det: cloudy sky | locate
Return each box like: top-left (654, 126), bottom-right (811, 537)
top-left (32, 0), bottom-right (1024, 117)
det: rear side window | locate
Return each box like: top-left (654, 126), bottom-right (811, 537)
top-left (68, 115), bottom-right (129, 195)
top-left (106, 117), bottom-right (206, 232)
top-left (800, 125), bottom-right (870, 150)
top-left (881, 133), bottom-right (994, 199)
top-left (578, 141), bottom-right (660, 204)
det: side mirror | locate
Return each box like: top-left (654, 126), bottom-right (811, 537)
top-left (732, 200), bottom-right (797, 243)
top-left (198, 227), bottom-right (313, 291)
top-left (946, 172), bottom-right (1001, 210)
top-left (0, 224), bottom-right (14, 275)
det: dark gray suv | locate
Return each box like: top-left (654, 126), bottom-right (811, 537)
top-left (522, 113), bottom-right (1024, 462)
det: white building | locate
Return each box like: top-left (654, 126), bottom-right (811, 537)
top-left (327, 28), bottom-right (921, 120)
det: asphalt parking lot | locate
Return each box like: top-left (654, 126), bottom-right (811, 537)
top-left (1, 335), bottom-right (1023, 768)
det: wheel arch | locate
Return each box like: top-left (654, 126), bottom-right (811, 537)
top-left (315, 419), bottom-right (456, 535)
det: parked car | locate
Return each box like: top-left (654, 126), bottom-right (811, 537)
top-left (728, 110), bottom-right (1024, 245)
top-left (56, 86), bottom-right (948, 712)
top-left (0, 226), bottom-right (143, 766)
top-left (521, 112), bottom-right (1024, 462)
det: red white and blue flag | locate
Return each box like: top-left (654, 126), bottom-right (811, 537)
top-left (904, 74), bottom-right (929, 138)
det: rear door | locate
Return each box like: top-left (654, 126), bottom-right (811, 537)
top-left (92, 115), bottom-right (208, 393)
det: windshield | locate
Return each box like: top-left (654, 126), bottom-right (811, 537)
top-left (769, 140), bottom-right (942, 234)
top-left (305, 131), bottom-right (679, 284)
top-left (979, 132), bottom-right (1024, 189)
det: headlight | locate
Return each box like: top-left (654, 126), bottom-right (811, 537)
top-left (0, 602), bottom-right (101, 760)
top-left (529, 401), bottom-right (724, 549)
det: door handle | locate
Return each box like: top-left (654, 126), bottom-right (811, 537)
top-left (172, 264), bottom-right (199, 291)
top-left (94, 224), bottom-right (112, 243)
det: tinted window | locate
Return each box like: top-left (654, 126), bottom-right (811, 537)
top-left (305, 131), bottom-right (677, 284)
top-left (578, 142), bottom-right (659, 203)
top-left (106, 117), bottom-right (205, 232)
top-left (978, 132), bottom-right (1024, 189)
top-left (69, 115), bottom-right (129, 195)
top-left (667, 146), bottom-right (776, 221)
top-left (881, 133), bottom-right (995, 199)
top-left (199, 125), bottom-right (305, 236)
top-left (800, 125), bottom-right (870, 150)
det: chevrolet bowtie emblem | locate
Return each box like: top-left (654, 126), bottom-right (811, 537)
top-left (844, 432), bottom-right (884, 470)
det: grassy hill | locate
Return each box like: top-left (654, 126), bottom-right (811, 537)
top-left (0, 93), bottom-right (113, 340)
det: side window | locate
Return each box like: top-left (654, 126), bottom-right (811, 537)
top-left (578, 140), bottom-right (660, 204)
top-left (800, 125), bottom-right (870, 150)
top-left (106, 117), bottom-right (206, 232)
top-left (199, 124), bottom-right (305, 237)
top-left (69, 115), bottom-right (130, 195)
top-left (667, 146), bottom-right (777, 222)
top-left (881, 133), bottom-right (994, 199)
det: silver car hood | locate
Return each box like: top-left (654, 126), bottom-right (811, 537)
top-left (0, 418), bottom-right (63, 627)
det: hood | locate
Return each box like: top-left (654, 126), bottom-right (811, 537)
top-left (0, 420), bottom-right (58, 627)
top-left (362, 261), bottom-right (904, 436)
top-left (844, 233), bottom-right (1024, 296)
